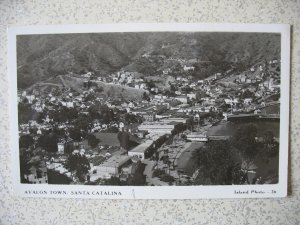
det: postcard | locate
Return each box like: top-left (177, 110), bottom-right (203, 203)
top-left (8, 23), bottom-right (290, 199)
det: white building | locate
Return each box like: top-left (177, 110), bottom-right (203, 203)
top-left (183, 65), bottom-right (195, 71)
top-left (187, 93), bottom-right (196, 99)
top-left (160, 117), bottom-right (188, 124)
top-left (138, 122), bottom-right (175, 134)
top-left (90, 155), bottom-right (131, 180)
top-left (186, 133), bottom-right (208, 142)
top-left (243, 98), bottom-right (253, 105)
top-left (26, 95), bottom-right (35, 104)
top-left (128, 140), bottom-right (154, 160)
top-left (175, 95), bottom-right (189, 104)
top-left (24, 166), bottom-right (48, 184)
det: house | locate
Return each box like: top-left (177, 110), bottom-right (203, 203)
top-left (175, 91), bottom-right (182, 95)
top-left (57, 138), bottom-right (73, 154)
top-left (34, 104), bottom-right (43, 112)
top-left (150, 87), bottom-right (159, 93)
top-left (26, 95), bottom-right (35, 104)
top-left (214, 73), bottom-right (222, 79)
top-left (66, 101), bottom-right (74, 108)
top-left (163, 68), bottom-right (171, 75)
top-left (239, 75), bottom-right (247, 83)
top-left (175, 95), bottom-right (189, 104)
top-left (143, 112), bottom-right (156, 122)
top-left (128, 102), bottom-right (135, 108)
top-left (187, 93), bottom-right (196, 100)
top-left (37, 128), bottom-right (42, 135)
top-left (135, 130), bottom-right (147, 138)
top-left (154, 94), bottom-right (167, 100)
top-left (183, 65), bottom-right (195, 71)
top-left (246, 79), bottom-right (252, 84)
top-left (243, 98), bottom-right (253, 105)
top-left (224, 98), bottom-right (239, 105)
top-left (24, 166), bottom-right (48, 184)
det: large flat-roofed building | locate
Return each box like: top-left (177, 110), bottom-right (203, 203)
top-left (90, 155), bottom-right (131, 180)
top-left (160, 117), bottom-right (188, 124)
top-left (128, 139), bottom-right (154, 160)
top-left (138, 122), bottom-right (175, 134)
top-left (186, 132), bottom-right (208, 142)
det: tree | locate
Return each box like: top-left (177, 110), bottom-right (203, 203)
top-left (146, 80), bottom-right (156, 90)
top-left (193, 140), bottom-right (241, 185)
top-left (87, 134), bottom-right (100, 148)
top-left (36, 112), bottom-right (46, 124)
top-left (263, 131), bottom-right (275, 145)
top-left (242, 89), bottom-right (254, 99)
top-left (37, 133), bottom-right (58, 153)
top-left (48, 169), bottom-right (72, 184)
top-left (64, 152), bottom-right (90, 182)
top-left (98, 105), bottom-right (114, 123)
top-left (95, 86), bottom-right (104, 93)
top-left (19, 135), bottom-right (34, 149)
top-left (84, 93), bottom-right (96, 102)
top-left (74, 115), bottom-right (91, 132)
top-left (127, 161), bottom-right (146, 185)
top-left (69, 128), bottom-right (83, 142)
top-left (18, 103), bottom-right (35, 124)
top-left (142, 92), bottom-right (150, 101)
top-left (262, 131), bottom-right (279, 156)
top-left (104, 176), bottom-right (122, 185)
top-left (124, 113), bottom-right (142, 125)
top-left (231, 124), bottom-right (259, 160)
top-left (170, 84), bottom-right (176, 93)
top-left (19, 148), bottom-right (31, 183)
top-left (117, 131), bottom-right (130, 152)
top-left (49, 107), bottom-right (78, 123)
top-left (186, 117), bottom-right (194, 131)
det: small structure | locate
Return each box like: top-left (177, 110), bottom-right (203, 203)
top-left (186, 132), bottom-right (208, 142)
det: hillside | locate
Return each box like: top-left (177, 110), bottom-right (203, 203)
top-left (17, 32), bottom-right (280, 88)
top-left (29, 75), bottom-right (147, 100)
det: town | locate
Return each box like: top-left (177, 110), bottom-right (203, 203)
top-left (18, 58), bottom-right (280, 186)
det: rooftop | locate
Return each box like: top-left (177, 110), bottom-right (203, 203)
top-left (99, 155), bottom-right (131, 168)
top-left (129, 140), bottom-right (153, 153)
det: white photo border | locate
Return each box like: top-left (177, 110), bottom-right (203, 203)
top-left (8, 23), bottom-right (290, 199)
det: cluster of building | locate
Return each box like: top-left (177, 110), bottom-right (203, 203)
top-left (19, 58), bottom-right (281, 185)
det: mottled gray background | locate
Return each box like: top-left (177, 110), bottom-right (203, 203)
top-left (0, 0), bottom-right (300, 224)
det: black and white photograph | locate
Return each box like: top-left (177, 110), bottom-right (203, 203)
top-left (8, 24), bottom-right (290, 198)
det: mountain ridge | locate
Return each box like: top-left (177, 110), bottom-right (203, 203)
top-left (17, 32), bottom-right (280, 89)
